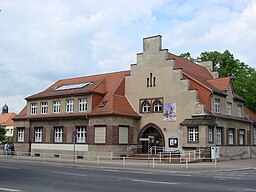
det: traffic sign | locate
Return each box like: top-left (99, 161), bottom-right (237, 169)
top-left (72, 129), bottom-right (78, 137)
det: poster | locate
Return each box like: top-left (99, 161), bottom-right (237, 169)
top-left (163, 103), bottom-right (176, 122)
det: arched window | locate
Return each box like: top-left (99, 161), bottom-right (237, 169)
top-left (141, 101), bottom-right (151, 113)
top-left (153, 100), bottom-right (162, 112)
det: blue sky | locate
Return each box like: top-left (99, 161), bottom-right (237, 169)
top-left (0, 0), bottom-right (255, 113)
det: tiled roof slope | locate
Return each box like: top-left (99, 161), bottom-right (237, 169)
top-left (168, 53), bottom-right (244, 100)
top-left (244, 107), bottom-right (256, 122)
top-left (15, 71), bottom-right (140, 119)
top-left (0, 113), bottom-right (16, 126)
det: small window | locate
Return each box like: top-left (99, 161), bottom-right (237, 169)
top-left (216, 127), bottom-right (222, 145)
top-left (99, 101), bottom-right (108, 108)
top-left (227, 102), bottom-right (232, 116)
top-left (17, 128), bottom-right (25, 142)
top-left (208, 127), bottom-right (213, 143)
top-left (41, 102), bottom-right (48, 114)
top-left (79, 98), bottom-right (87, 112)
top-left (188, 127), bottom-right (199, 142)
top-left (239, 130), bottom-right (245, 145)
top-left (141, 101), bottom-right (150, 113)
top-left (53, 101), bottom-right (60, 113)
top-left (31, 103), bottom-right (37, 115)
top-left (228, 129), bottom-right (234, 145)
top-left (153, 100), bottom-right (162, 112)
top-left (237, 105), bottom-right (242, 117)
top-left (214, 99), bottom-right (220, 113)
top-left (66, 99), bottom-right (74, 113)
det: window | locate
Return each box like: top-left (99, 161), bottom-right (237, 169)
top-left (119, 126), bottom-right (128, 144)
top-left (214, 99), bottom-right (220, 113)
top-left (239, 130), bottom-right (245, 145)
top-left (227, 102), bottom-right (232, 115)
top-left (141, 101), bottom-right (150, 113)
top-left (237, 105), bottom-right (242, 117)
top-left (228, 129), bottom-right (234, 145)
top-left (77, 126), bottom-right (86, 143)
top-left (55, 81), bottom-right (93, 91)
top-left (188, 127), bottom-right (199, 142)
top-left (208, 127), bottom-right (213, 143)
top-left (153, 100), bottom-right (162, 112)
top-left (99, 101), bottom-right (108, 108)
top-left (17, 128), bottom-right (25, 142)
top-left (53, 101), bottom-right (60, 113)
top-left (95, 126), bottom-right (106, 144)
top-left (41, 102), bottom-right (48, 114)
top-left (54, 127), bottom-right (63, 143)
top-left (254, 127), bottom-right (256, 145)
top-left (31, 103), bottom-right (37, 115)
top-left (35, 128), bottom-right (43, 143)
top-left (79, 98), bottom-right (87, 112)
top-left (216, 127), bottom-right (222, 145)
top-left (66, 99), bottom-right (74, 113)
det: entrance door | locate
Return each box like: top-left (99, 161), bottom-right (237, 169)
top-left (140, 126), bottom-right (163, 153)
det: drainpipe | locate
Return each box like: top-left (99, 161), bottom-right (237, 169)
top-left (27, 118), bottom-right (31, 155)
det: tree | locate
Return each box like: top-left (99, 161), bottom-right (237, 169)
top-left (0, 126), bottom-right (6, 142)
top-left (180, 50), bottom-right (256, 113)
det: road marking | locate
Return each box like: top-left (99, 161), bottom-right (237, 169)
top-left (170, 173), bottom-right (191, 177)
top-left (131, 179), bottom-right (178, 185)
top-left (214, 176), bottom-right (241, 180)
top-left (0, 166), bottom-right (20, 170)
top-left (0, 187), bottom-right (21, 191)
top-left (244, 189), bottom-right (256, 191)
top-left (53, 171), bottom-right (87, 177)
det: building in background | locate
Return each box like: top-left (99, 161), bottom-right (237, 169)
top-left (0, 104), bottom-right (16, 137)
top-left (13, 35), bottom-right (256, 160)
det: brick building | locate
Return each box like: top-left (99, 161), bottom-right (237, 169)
top-left (13, 35), bottom-right (256, 159)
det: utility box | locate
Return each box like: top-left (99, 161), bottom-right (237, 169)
top-left (211, 147), bottom-right (220, 159)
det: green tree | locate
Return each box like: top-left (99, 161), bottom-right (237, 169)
top-left (180, 50), bottom-right (256, 113)
top-left (0, 126), bottom-right (6, 142)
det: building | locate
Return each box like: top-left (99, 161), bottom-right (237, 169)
top-left (0, 104), bottom-right (16, 137)
top-left (13, 35), bottom-right (256, 160)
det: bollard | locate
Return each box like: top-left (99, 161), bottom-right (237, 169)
top-left (123, 157), bottom-right (126, 167)
top-left (185, 158), bottom-right (188, 169)
top-left (97, 156), bottom-right (100, 166)
top-left (153, 158), bottom-right (155, 169)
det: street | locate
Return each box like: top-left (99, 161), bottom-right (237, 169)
top-left (0, 160), bottom-right (255, 192)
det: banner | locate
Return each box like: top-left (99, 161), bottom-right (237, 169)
top-left (163, 103), bottom-right (176, 122)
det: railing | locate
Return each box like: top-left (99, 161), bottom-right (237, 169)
top-left (0, 151), bottom-right (217, 170)
top-left (149, 146), bottom-right (165, 155)
top-left (127, 145), bottom-right (142, 151)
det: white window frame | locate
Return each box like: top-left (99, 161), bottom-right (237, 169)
top-left (54, 127), bottom-right (63, 143)
top-left (41, 102), bottom-right (48, 114)
top-left (31, 103), bottom-right (37, 115)
top-left (153, 100), bottom-right (162, 112)
top-left (208, 127), bottom-right (213, 143)
top-left (216, 128), bottom-right (222, 145)
top-left (53, 101), bottom-right (60, 114)
top-left (237, 105), bottom-right (242, 117)
top-left (77, 126), bottom-right (86, 143)
top-left (227, 102), bottom-right (232, 116)
top-left (228, 129), bottom-right (234, 145)
top-left (214, 98), bottom-right (220, 113)
top-left (17, 128), bottom-right (25, 142)
top-left (35, 128), bottom-right (43, 143)
top-left (79, 98), bottom-right (87, 112)
top-left (66, 99), bottom-right (74, 113)
top-left (142, 101), bottom-right (150, 113)
top-left (239, 130), bottom-right (245, 145)
top-left (188, 127), bottom-right (199, 142)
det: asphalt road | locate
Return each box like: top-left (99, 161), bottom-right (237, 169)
top-left (0, 160), bottom-right (255, 192)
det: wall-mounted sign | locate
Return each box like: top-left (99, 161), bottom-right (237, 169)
top-left (163, 103), bottom-right (176, 122)
top-left (169, 138), bottom-right (178, 147)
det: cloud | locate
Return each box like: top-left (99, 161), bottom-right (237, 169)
top-left (0, 0), bottom-right (255, 113)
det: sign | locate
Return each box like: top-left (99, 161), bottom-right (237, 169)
top-left (72, 129), bottom-right (78, 137)
top-left (169, 138), bottom-right (178, 147)
top-left (211, 147), bottom-right (220, 159)
top-left (139, 138), bottom-right (150, 142)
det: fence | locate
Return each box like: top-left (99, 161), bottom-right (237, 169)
top-left (0, 151), bottom-right (218, 170)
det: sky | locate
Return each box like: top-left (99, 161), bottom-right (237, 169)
top-left (0, 0), bottom-right (256, 114)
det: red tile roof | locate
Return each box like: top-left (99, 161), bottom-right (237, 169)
top-left (0, 113), bottom-right (17, 126)
top-left (15, 71), bottom-right (140, 120)
top-left (244, 107), bottom-right (256, 122)
top-left (207, 77), bottom-right (231, 91)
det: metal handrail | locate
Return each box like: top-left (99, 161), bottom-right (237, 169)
top-left (127, 145), bottom-right (142, 151)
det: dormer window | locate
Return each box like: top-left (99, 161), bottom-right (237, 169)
top-left (31, 103), bottom-right (37, 115)
top-left (99, 101), bottom-right (108, 108)
top-left (237, 105), bottom-right (242, 117)
top-left (214, 99), bottom-right (220, 113)
top-left (227, 102), bottom-right (232, 116)
top-left (41, 102), bottom-right (48, 114)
